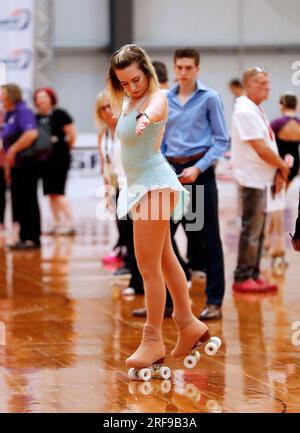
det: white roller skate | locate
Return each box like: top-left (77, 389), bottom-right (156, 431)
top-left (128, 358), bottom-right (172, 382)
top-left (271, 255), bottom-right (289, 277)
top-left (183, 335), bottom-right (222, 369)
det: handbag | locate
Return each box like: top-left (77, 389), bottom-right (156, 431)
top-left (18, 121), bottom-right (54, 160)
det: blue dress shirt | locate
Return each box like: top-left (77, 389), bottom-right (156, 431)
top-left (162, 80), bottom-right (229, 173)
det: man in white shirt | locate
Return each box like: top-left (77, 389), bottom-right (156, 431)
top-left (231, 67), bottom-right (289, 292)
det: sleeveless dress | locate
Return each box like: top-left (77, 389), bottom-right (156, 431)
top-left (116, 98), bottom-right (190, 221)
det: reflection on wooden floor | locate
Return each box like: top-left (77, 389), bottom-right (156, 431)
top-left (0, 179), bottom-right (300, 413)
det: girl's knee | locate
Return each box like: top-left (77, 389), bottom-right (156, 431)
top-left (137, 261), bottom-right (162, 280)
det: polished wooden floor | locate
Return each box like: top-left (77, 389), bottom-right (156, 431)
top-left (0, 175), bottom-right (300, 413)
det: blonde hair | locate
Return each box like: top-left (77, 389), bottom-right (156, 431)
top-left (107, 44), bottom-right (159, 114)
top-left (95, 89), bottom-right (110, 130)
top-left (243, 67), bottom-right (268, 87)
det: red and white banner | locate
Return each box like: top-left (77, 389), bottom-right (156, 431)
top-left (0, 0), bottom-right (34, 101)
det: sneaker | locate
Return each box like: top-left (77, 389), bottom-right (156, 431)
top-left (192, 270), bottom-right (207, 280)
top-left (44, 227), bottom-right (59, 236)
top-left (199, 304), bottom-right (222, 320)
top-left (56, 226), bottom-right (76, 236)
top-left (8, 240), bottom-right (41, 251)
top-left (255, 278), bottom-right (278, 292)
top-left (102, 254), bottom-right (123, 265)
top-left (113, 267), bottom-right (131, 278)
top-left (132, 307), bottom-right (173, 318)
top-left (121, 287), bottom-right (135, 296)
top-left (232, 278), bottom-right (265, 293)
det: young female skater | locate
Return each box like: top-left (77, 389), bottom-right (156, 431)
top-left (108, 44), bottom-right (221, 379)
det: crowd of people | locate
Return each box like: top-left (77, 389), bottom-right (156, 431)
top-left (97, 48), bottom-right (300, 327)
top-left (0, 85), bottom-right (76, 249)
top-left (1, 47), bottom-right (300, 323)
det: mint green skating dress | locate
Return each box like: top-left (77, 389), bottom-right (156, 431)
top-left (116, 100), bottom-right (190, 221)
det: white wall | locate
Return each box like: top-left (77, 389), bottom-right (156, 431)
top-left (134, 0), bottom-right (300, 47)
top-left (134, 0), bottom-right (241, 47)
top-left (52, 53), bottom-right (110, 133)
top-left (50, 0), bottom-right (300, 132)
top-left (53, 0), bottom-right (109, 47)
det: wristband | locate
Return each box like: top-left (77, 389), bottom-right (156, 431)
top-left (136, 111), bottom-right (149, 121)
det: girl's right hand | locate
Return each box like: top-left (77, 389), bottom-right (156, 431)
top-left (136, 115), bottom-right (150, 136)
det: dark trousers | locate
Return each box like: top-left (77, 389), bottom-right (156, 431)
top-left (11, 163), bottom-right (41, 244)
top-left (121, 216), bottom-right (144, 294)
top-left (170, 162), bottom-right (225, 306)
top-left (114, 188), bottom-right (127, 250)
top-left (0, 168), bottom-right (5, 225)
top-left (234, 187), bottom-right (266, 282)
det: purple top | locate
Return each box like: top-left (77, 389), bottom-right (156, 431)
top-left (0, 102), bottom-right (37, 152)
top-left (271, 115), bottom-right (300, 135)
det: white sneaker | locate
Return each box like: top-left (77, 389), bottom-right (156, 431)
top-left (192, 270), bottom-right (207, 280)
top-left (121, 287), bottom-right (135, 296)
top-left (56, 226), bottom-right (76, 236)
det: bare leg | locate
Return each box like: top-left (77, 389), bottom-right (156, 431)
top-left (58, 196), bottom-right (74, 228)
top-left (126, 190), bottom-right (175, 368)
top-left (161, 225), bottom-right (208, 358)
top-left (264, 213), bottom-right (273, 252)
top-left (49, 195), bottom-right (61, 227)
top-left (269, 210), bottom-right (285, 256)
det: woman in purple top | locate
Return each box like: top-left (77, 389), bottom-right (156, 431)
top-left (266, 93), bottom-right (300, 272)
top-left (0, 84), bottom-right (40, 249)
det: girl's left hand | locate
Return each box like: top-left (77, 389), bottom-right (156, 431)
top-left (136, 116), bottom-right (150, 136)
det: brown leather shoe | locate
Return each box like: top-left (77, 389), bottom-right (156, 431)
top-left (199, 304), bottom-right (222, 321)
top-left (132, 307), bottom-right (173, 318)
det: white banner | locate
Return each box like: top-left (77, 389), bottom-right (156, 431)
top-left (0, 0), bottom-right (34, 101)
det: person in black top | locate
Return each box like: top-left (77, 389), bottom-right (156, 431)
top-left (271, 93), bottom-right (300, 185)
top-left (34, 88), bottom-right (76, 235)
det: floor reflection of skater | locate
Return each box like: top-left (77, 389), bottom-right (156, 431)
top-left (108, 44), bottom-right (218, 378)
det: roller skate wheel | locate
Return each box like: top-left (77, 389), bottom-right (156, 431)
top-left (159, 366), bottom-right (171, 380)
top-left (138, 368), bottom-right (152, 381)
top-left (184, 354), bottom-right (197, 369)
top-left (128, 381), bottom-right (138, 394)
top-left (128, 368), bottom-right (138, 380)
top-left (185, 383), bottom-right (198, 398)
top-left (194, 350), bottom-right (201, 361)
top-left (272, 257), bottom-right (287, 276)
top-left (204, 341), bottom-right (218, 356)
top-left (206, 399), bottom-right (222, 413)
top-left (160, 380), bottom-right (172, 393)
top-left (210, 336), bottom-right (222, 349)
top-left (138, 381), bottom-right (153, 395)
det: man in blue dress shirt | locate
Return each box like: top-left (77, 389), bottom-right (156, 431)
top-left (162, 48), bottom-right (229, 320)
